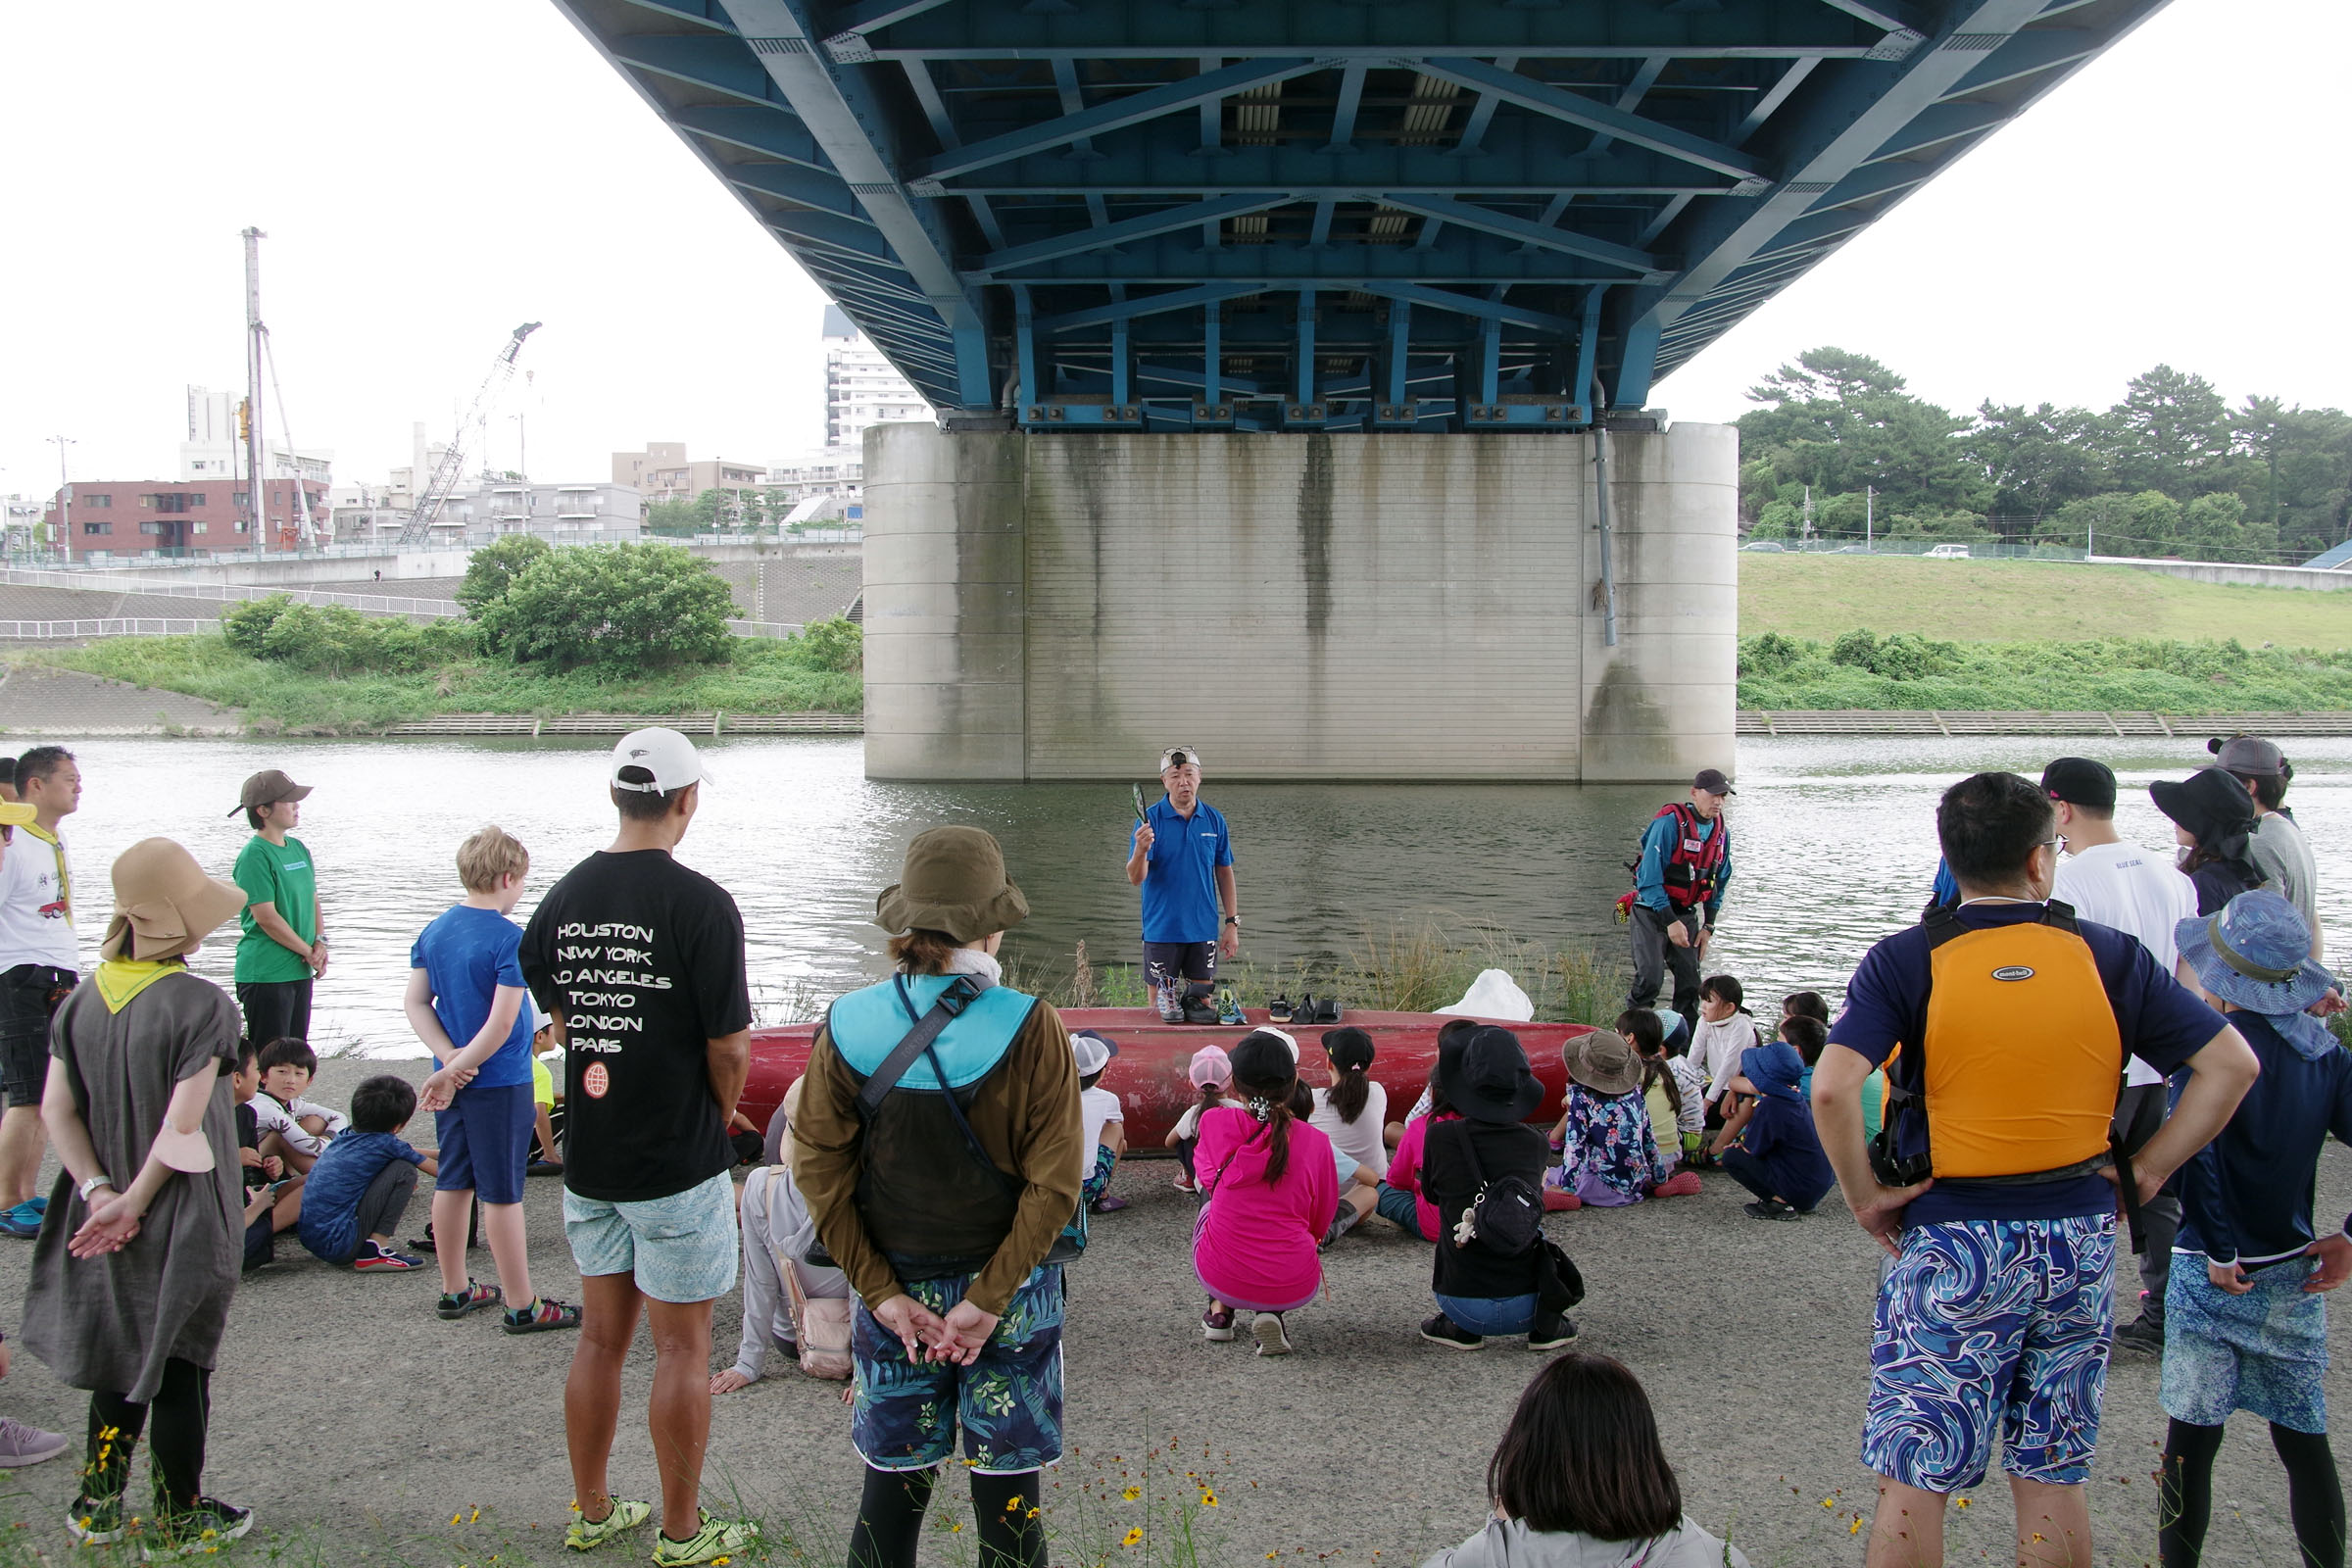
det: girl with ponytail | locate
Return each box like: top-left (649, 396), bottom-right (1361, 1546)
top-left (1191, 1029), bottom-right (1337, 1357)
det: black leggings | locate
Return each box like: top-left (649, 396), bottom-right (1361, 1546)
top-left (849, 1464), bottom-right (1042, 1568)
top-left (85, 1358), bottom-right (212, 1513)
top-left (2160, 1417), bottom-right (2344, 1568)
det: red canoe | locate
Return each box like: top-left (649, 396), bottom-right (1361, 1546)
top-left (741, 1009), bottom-right (1595, 1150)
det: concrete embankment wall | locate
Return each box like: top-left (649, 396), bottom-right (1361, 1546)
top-left (2078, 557), bottom-right (2352, 592)
top-left (862, 425), bottom-right (1737, 782)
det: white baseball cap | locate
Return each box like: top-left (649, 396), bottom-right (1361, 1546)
top-left (1071, 1029), bottom-right (1119, 1076)
top-left (1159, 745), bottom-right (1202, 772)
top-left (611, 727), bottom-right (712, 794)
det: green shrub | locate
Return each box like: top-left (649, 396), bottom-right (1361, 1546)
top-left (795, 616), bottom-right (863, 673)
top-left (477, 542), bottom-right (736, 671)
top-left (1829, 628), bottom-right (1880, 667)
top-left (220, 595), bottom-right (295, 656)
top-left (1739, 631), bottom-right (1810, 676)
top-left (457, 534), bottom-right (553, 622)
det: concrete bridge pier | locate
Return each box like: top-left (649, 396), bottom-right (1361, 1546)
top-left (861, 423), bottom-right (1735, 783)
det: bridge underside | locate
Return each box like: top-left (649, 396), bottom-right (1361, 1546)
top-left (555, 0), bottom-right (2166, 432)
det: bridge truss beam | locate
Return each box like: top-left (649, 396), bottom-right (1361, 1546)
top-left (551, 0), bottom-right (2175, 431)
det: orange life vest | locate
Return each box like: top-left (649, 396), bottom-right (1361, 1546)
top-left (1885, 903), bottom-right (2125, 1183)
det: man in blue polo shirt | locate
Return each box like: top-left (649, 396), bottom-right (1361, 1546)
top-left (1124, 746), bottom-right (1238, 1025)
top-left (1812, 770), bottom-right (2257, 1568)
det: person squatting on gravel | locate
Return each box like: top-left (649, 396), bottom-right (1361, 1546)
top-left (1193, 1029), bottom-right (1336, 1355)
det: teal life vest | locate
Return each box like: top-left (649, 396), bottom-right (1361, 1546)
top-left (823, 973), bottom-right (1041, 1276)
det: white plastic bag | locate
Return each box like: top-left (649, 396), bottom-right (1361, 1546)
top-left (1436, 969), bottom-right (1535, 1021)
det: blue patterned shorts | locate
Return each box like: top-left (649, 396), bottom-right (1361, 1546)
top-left (852, 1265), bottom-right (1064, 1475)
top-left (2161, 1254), bottom-right (2328, 1435)
top-left (1862, 1213), bottom-right (2115, 1492)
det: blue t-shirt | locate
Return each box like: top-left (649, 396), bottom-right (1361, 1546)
top-left (297, 1130), bottom-right (424, 1262)
top-left (1740, 1092), bottom-right (1837, 1212)
top-left (1133, 796), bottom-right (1233, 944)
top-left (1827, 902), bottom-right (2225, 1226)
top-left (410, 904), bottom-right (533, 1089)
top-left (2175, 1011), bottom-right (2352, 1268)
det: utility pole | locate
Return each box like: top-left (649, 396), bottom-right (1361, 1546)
top-left (47, 435), bottom-right (74, 561)
top-left (242, 227), bottom-right (269, 556)
top-left (1865, 484), bottom-right (1874, 552)
top-left (1801, 484), bottom-right (1814, 547)
top-left (510, 413), bottom-right (526, 481)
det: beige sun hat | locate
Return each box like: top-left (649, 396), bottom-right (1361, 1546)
top-left (874, 825), bottom-right (1030, 942)
top-left (1565, 1030), bottom-right (1644, 1098)
top-left (101, 838), bottom-right (248, 962)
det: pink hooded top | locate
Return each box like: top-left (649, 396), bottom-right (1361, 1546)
top-left (1384, 1110), bottom-right (1460, 1240)
top-left (1193, 1105), bottom-right (1337, 1310)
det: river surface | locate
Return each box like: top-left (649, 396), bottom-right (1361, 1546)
top-left (41, 735), bottom-right (2352, 1053)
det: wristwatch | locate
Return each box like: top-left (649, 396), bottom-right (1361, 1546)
top-left (1224, 916), bottom-right (1240, 927)
top-left (77, 1174), bottom-right (111, 1202)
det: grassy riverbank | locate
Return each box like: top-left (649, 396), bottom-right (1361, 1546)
top-left (1741, 553), bottom-right (2352, 647)
top-left (27, 635), bottom-right (859, 732)
top-left (1738, 630), bottom-right (2352, 711)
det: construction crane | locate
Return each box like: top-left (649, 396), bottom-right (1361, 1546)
top-left (397, 321), bottom-right (541, 545)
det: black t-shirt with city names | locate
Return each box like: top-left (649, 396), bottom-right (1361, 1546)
top-left (519, 850), bottom-right (752, 1202)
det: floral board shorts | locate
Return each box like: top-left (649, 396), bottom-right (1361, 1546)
top-left (1862, 1213), bottom-right (2115, 1492)
top-left (852, 1265), bottom-right (1064, 1475)
top-left (2160, 1253), bottom-right (2328, 1435)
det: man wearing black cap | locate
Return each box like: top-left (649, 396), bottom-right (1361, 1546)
top-left (2043, 756), bottom-right (2198, 1355)
top-left (1626, 769), bottom-right (1735, 1037)
top-left (230, 768), bottom-right (327, 1050)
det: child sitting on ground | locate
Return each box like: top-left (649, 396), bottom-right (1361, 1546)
top-left (1195, 1031), bottom-right (1338, 1356)
top-left (2157, 891), bottom-right (2350, 1568)
top-left (1686, 975), bottom-right (1759, 1132)
top-left (527, 1008), bottom-right (563, 1176)
top-left (1549, 1031), bottom-right (1696, 1206)
top-left (410, 825), bottom-right (579, 1335)
top-left (1164, 1046), bottom-right (1241, 1194)
top-left (232, 1043), bottom-right (303, 1271)
top-left (1309, 1026), bottom-right (1389, 1182)
top-left (712, 1079), bottom-right (853, 1393)
top-left (1422, 1354), bottom-right (1750, 1567)
top-left (1073, 1029), bottom-right (1129, 1213)
top-left (1775, 990), bottom-right (1830, 1040)
top-left (1714, 1040), bottom-right (1835, 1221)
top-left (296, 1074), bottom-right (436, 1270)
top-left (248, 1037), bottom-right (346, 1173)
top-left (1381, 1059), bottom-right (1460, 1241)
top-left (1617, 1009), bottom-right (1705, 1169)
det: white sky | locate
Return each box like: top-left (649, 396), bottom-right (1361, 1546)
top-left (2, 0), bottom-right (2344, 498)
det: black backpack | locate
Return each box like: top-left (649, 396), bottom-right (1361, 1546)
top-left (1440, 1121), bottom-right (1544, 1258)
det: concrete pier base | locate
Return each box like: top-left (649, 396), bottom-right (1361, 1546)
top-left (862, 424), bottom-right (1736, 782)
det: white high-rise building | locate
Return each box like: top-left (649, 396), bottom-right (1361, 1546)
top-left (823, 306), bottom-right (927, 448)
top-left (178, 386), bottom-right (332, 486)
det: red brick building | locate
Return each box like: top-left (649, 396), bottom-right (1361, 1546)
top-left (50, 478), bottom-right (326, 560)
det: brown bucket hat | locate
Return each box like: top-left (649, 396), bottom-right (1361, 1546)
top-left (874, 825), bottom-right (1030, 943)
top-left (229, 769), bottom-right (313, 817)
top-left (1565, 1030), bottom-right (1644, 1097)
top-left (101, 838), bottom-right (248, 961)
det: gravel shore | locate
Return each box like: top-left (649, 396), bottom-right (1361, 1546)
top-left (0, 1054), bottom-right (2342, 1567)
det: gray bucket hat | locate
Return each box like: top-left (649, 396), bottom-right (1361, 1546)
top-left (874, 825), bottom-right (1030, 942)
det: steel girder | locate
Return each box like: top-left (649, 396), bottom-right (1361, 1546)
top-left (550, 0), bottom-right (2174, 432)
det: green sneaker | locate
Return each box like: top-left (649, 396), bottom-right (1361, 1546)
top-left (650, 1510), bottom-right (760, 1566)
top-left (564, 1497), bottom-right (651, 1552)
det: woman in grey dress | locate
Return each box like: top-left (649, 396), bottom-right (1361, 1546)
top-left (21, 838), bottom-right (250, 1551)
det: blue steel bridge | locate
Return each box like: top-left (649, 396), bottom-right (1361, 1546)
top-left (553, 0), bottom-right (2166, 433)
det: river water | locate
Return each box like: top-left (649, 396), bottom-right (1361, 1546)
top-left (42, 735), bottom-right (2352, 1053)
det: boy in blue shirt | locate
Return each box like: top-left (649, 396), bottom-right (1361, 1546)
top-left (2157, 890), bottom-right (2350, 1568)
top-left (1715, 1040), bottom-right (1835, 1220)
top-left (407, 826), bottom-right (579, 1335)
top-left (297, 1075), bottom-right (432, 1270)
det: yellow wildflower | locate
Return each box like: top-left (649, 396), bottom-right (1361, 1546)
top-left (1121, 1527), bottom-right (1144, 1547)
top-left (1200, 1490), bottom-right (1219, 1508)
top-left (1850, 1519), bottom-right (1863, 1536)
top-left (1821, 1497), bottom-right (1836, 1510)
top-left (1121, 1487), bottom-right (1141, 1501)
top-left (1955, 1497), bottom-right (1971, 1511)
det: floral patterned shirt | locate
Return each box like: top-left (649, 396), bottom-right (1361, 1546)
top-left (1555, 1083), bottom-right (1672, 1205)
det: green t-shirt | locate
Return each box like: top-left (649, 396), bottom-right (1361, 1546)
top-left (233, 833), bottom-right (318, 984)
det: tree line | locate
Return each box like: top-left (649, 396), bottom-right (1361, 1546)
top-left (1738, 347), bottom-right (2352, 564)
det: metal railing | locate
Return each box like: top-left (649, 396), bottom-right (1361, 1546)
top-left (0, 617), bottom-right (215, 639)
top-left (0, 569), bottom-right (461, 617)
